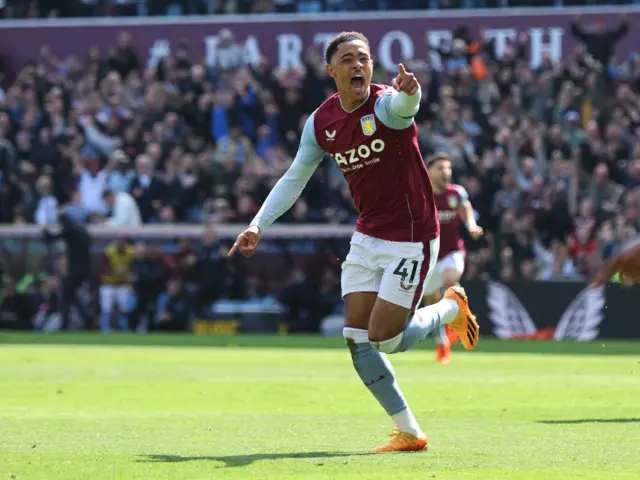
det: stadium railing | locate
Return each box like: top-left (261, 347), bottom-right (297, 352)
top-left (0, 224), bottom-right (356, 240)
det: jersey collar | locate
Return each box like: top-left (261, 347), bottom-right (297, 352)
top-left (339, 86), bottom-right (371, 114)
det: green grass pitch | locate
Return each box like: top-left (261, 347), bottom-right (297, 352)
top-left (0, 333), bottom-right (639, 480)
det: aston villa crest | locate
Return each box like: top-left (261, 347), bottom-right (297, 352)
top-left (360, 114), bottom-right (376, 136)
top-left (447, 196), bottom-right (458, 208)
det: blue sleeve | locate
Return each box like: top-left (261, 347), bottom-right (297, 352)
top-left (250, 113), bottom-right (325, 232)
top-left (374, 87), bottom-right (422, 130)
top-left (453, 184), bottom-right (469, 203)
top-left (212, 107), bottom-right (229, 142)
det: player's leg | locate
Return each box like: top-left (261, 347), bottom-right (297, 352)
top-left (342, 235), bottom-right (422, 451)
top-left (99, 285), bottom-right (115, 333)
top-left (115, 286), bottom-right (131, 331)
top-left (344, 293), bottom-right (426, 451)
top-left (439, 251), bottom-right (466, 344)
top-left (425, 291), bottom-right (452, 364)
top-left (421, 262), bottom-right (451, 363)
top-left (369, 238), bottom-right (478, 354)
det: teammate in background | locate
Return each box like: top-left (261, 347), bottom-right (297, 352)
top-left (99, 238), bottom-right (135, 332)
top-left (229, 32), bottom-right (479, 453)
top-left (423, 153), bottom-right (483, 364)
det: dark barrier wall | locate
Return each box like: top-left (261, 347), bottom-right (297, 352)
top-left (204, 280), bottom-right (640, 340)
top-left (463, 280), bottom-right (640, 340)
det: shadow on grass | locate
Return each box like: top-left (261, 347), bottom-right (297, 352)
top-left (137, 451), bottom-right (375, 468)
top-left (537, 418), bottom-right (640, 425)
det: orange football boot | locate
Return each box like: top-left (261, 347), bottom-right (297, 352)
top-left (445, 324), bottom-right (459, 344)
top-left (443, 286), bottom-right (479, 350)
top-left (372, 429), bottom-right (428, 453)
top-left (436, 343), bottom-right (451, 364)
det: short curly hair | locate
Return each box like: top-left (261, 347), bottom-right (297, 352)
top-left (325, 31), bottom-right (370, 64)
top-left (427, 152), bottom-right (452, 167)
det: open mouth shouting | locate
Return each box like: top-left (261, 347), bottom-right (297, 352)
top-left (350, 74), bottom-right (366, 96)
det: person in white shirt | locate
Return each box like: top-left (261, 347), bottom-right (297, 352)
top-left (102, 189), bottom-right (142, 227)
top-left (33, 175), bottom-right (58, 226)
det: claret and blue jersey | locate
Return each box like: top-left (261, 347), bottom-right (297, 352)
top-left (251, 83), bottom-right (439, 244)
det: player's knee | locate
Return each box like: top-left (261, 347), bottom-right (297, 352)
top-left (370, 335), bottom-right (402, 354)
top-left (368, 301), bottom-right (410, 345)
top-left (441, 269), bottom-right (461, 289)
top-left (424, 292), bottom-right (441, 305)
top-left (368, 321), bottom-right (403, 343)
top-left (368, 320), bottom-right (405, 354)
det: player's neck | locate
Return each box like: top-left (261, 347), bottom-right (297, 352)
top-left (432, 184), bottom-right (445, 194)
top-left (339, 88), bottom-right (370, 113)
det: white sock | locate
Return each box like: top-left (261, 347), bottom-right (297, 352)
top-left (391, 406), bottom-right (425, 438)
top-left (372, 333), bottom-right (403, 354)
top-left (415, 298), bottom-right (459, 325)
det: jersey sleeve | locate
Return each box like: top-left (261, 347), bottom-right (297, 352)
top-left (452, 184), bottom-right (469, 203)
top-left (374, 86), bottom-right (422, 130)
top-left (250, 113), bottom-right (325, 232)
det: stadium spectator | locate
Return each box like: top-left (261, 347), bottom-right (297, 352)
top-left (194, 227), bottom-right (229, 314)
top-left (99, 238), bottom-right (135, 332)
top-left (0, 279), bottom-right (33, 330)
top-left (33, 275), bottom-right (62, 332)
top-left (42, 211), bottom-right (93, 330)
top-left (128, 243), bottom-right (169, 332)
top-left (1, 8), bottom-right (640, 333)
top-left (102, 189), bottom-right (142, 227)
top-left (154, 277), bottom-right (193, 331)
top-left (168, 237), bottom-right (199, 290)
top-left (5, 1), bottom-right (631, 17)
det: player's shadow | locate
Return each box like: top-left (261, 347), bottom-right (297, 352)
top-left (138, 451), bottom-right (375, 468)
top-left (537, 418), bottom-right (640, 425)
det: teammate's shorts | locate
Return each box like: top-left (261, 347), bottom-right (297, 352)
top-left (422, 250), bottom-right (466, 297)
top-left (341, 231), bottom-right (439, 310)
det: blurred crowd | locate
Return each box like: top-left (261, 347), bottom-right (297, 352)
top-left (1, 8), bottom-right (640, 331)
top-left (0, 0), bottom-right (635, 18)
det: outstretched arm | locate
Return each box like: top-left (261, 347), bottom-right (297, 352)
top-left (591, 255), bottom-right (623, 288)
top-left (455, 185), bottom-right (483, 239)
top-left (249, 113), bottom-right (325, 233)
top-left (375, 63), bottom-right (422, 130)
top-left (229, 115), bottom-right (324, 257)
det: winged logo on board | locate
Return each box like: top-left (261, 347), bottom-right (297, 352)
top-left (486, 281), bottom-right (605, 342)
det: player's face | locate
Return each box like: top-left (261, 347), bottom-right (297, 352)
top-left (326, 40), bottom-right (373, 106)
top-left (429, 160), bottom-right (452, 190)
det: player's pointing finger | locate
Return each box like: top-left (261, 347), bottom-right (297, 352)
top-left (397, 63), bottom-right (407, 78)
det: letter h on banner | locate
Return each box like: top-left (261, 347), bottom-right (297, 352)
top-left (529, 28), bottom-right (564, 69)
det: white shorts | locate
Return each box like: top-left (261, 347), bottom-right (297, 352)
top-left (341, 232), bottom-right (439, 310)
top-left (422, 250), bottom-right (466, 296)
top-left (99, 285), bottom-right (131, 313)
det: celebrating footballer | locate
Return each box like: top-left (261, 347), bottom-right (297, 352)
top-left (229, 32), bottom-right (479, 453)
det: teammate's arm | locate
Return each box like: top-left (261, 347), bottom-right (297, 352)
top-left (228, 114), bottom-right (325, 257)
top-left (591, 243), bottom-right (640, 288)
top-left (375, 63), bottom-right (422, 130)
top-left (455, 185), bottom-right (484, 240)
top-left (591, 255), bottom-right (623, 288)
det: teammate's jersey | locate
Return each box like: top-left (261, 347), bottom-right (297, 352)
top-left (250, 83), bottom-right (439, 244)
top-left (433, 184), bottom-right (468, 260)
